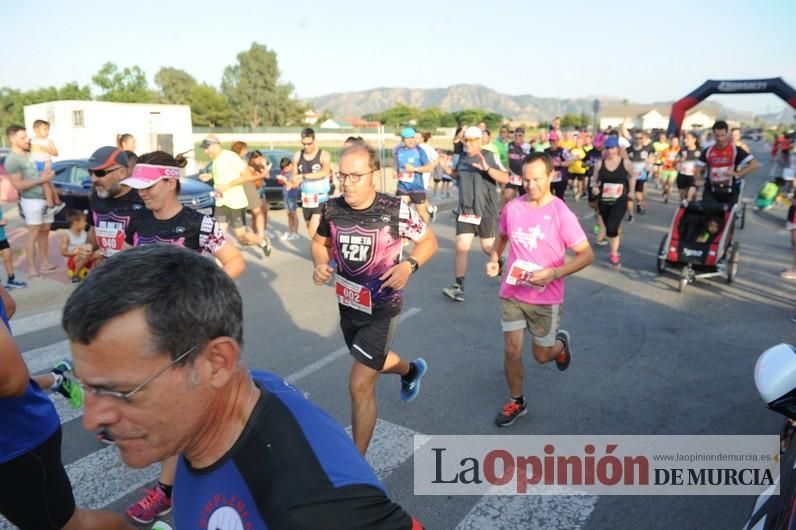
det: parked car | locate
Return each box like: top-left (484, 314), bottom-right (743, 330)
top-left (255, 149), bottom-right (295, 208)
top-left (44, 159), bottom-right (215, 230)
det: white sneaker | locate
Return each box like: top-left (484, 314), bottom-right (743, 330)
top-left (289, 233), bottom-right (301, 241)
top-left (280, 232), bottom-right (290, 241)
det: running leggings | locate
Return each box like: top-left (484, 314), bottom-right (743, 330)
top-left (599, 200), bottom-right (625, 238)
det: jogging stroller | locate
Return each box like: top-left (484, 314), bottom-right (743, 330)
top-left (655, 199), bottom-right (740, 293)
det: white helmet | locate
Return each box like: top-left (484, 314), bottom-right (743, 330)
top-left (754, 343), bottom-right (796, 418)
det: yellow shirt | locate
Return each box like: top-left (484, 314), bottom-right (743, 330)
top-left (559, 139), bottom-right (576, 151)
top-left (212, 150), bottom-right (249, 209)
top-left (568, 147), bottom-right (586, 175)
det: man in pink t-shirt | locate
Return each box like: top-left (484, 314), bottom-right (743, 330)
top-left (486, 152), bottom-right (594, 427)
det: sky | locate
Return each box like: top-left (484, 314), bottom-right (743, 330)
top-left (3, 0), bottom-right (795, 116)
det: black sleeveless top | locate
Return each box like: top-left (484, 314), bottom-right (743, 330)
top-left (297, 149), bottom-right (324, 175)
top-left (597, 159), bottom-right (630, 203)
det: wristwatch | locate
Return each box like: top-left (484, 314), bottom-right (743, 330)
top-left (405, 257), bottom-right (419, 274)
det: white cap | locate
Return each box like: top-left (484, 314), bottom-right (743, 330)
top-left (463, 126), bottom-right (483, 139)
top-left (755, 343), bottom-right (796, 404)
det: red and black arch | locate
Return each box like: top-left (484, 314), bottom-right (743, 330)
top-left (667, 77), bottom-right (796, 136)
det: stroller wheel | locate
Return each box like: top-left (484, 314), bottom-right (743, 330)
top-left (727, 242), bottom-right (740, 283)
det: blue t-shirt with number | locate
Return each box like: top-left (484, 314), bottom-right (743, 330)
top-left (395, 146), bottom-right (430, 193)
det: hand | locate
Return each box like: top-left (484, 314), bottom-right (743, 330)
top-left (485, 260), bottom-right (500, 277)
top-left (591, 186), bottom-right (600, 195)
top-left (528, 268), bottom-right (556, 287)
top-left (378, 261), bottom-right (412, 291)
top-left (40, 170), bottom-right (54, 183)
top-left (214, 188), bottom-right (224, 199)
top-left (313, 263), bottom-right (334, 285)
top-left (405, 163), bottom-right (415, 173)
top-left (472, 153), bottom-right (489, 172)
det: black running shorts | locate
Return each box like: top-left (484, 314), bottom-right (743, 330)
top-left (455, 215), bottom-right (498, 239)
top-left (0, 428), bottom-right (75, 530)
top-left (677, 173), bottom-right (695, 190)
top-left (598, 200), bottom-right (626, 238)
top-left (340, 311), bottom-right (399, 371)
top-left (303, 205), bottom-right (323, 222)
top-left (396, 190), bottom-right (427, 205)
top-left (634, 179), bottom-right (646, 194)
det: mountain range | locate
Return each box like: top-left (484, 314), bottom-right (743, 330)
top-left (307, 84), bottom-right (756, 123)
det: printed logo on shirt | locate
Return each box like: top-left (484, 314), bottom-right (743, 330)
top-left (134, 235), bottom-right (186, 247)
top-left (511, 225), bottom-right (546, 250)
top-left (336, 226), bottom-right (377, 276)
top-left (203, 497), bottom-right (246, 530)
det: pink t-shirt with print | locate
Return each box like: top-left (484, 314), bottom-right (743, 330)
top-left (498, 196), bottom-right (587, 305)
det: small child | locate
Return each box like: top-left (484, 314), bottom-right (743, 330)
top-left (30, 120), bottom-right (65, 215)
top-left (0, 207), bottom-right (27, 289)
top-left (696, 216), bottom-right (722, 243)
top-left (60, 210), bottom-right (97, 284)
top-left (278, 157), bottom-right (300, 240)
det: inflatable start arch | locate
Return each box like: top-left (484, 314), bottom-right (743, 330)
top-left (667, 77), bottom-right (796, 136)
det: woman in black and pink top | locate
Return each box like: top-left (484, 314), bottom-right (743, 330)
top-left (121, 151), bottom-right (245, 281)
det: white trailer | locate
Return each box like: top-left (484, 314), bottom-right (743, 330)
top-left (23, 100), bottom-right (196, 173)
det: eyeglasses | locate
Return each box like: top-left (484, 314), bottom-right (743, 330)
top-left (80, 344), bottom-right (198, 403)
top-left (91, 166), bottom-right (123, 178)
top-left (338, 170), bottom-right (375, 183)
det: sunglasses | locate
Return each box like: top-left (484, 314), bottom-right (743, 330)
top-left (90, 166), bottom-right (123, 177)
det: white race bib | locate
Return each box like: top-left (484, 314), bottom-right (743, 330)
top-left (95, 226), bottom-right (124, 256)
top-left (508, 173), bottom-right (523, 186)
top-left (335, 276), bottom-right (372, 314)
top-left (506, 260), bottom-right (545, 291)
top-left (680, 161), bottom-right (696, 175)
top-left (710, 167), bottom-right (731, 183)
top-left (302, 193), bottom-right (320, 208)
top-left (398, 171), bottom-right (415, 183)
top-left (458, 213), bottom-right (482, 225)
top-left (602, 182), bottom-right (624, 200)
top-left (632, 162), bottom-right (646, 177)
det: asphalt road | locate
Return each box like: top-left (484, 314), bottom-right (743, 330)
top-left (5, 142), bottom-right (795, 530)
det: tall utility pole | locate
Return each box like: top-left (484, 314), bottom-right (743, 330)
top-left (592, 99), bottom-right (601, 131)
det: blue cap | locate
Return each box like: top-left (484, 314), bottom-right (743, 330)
top-left (401, 127), bottom-right (417, 139)
top-left (604, 136), bottom-right (619, 149)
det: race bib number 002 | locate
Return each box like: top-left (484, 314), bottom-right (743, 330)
top-left (302, 193), bottom-right (320, 208)
top-left (336, 276), bottom-right (372, 314)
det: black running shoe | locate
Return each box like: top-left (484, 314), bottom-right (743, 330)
top-left (555, 330), bottom-right (572, 371)
top-left (495, 400), bottom-right (528, 427)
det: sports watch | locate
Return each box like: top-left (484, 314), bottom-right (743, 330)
top-left (405, 257), bottom-right (419, 274)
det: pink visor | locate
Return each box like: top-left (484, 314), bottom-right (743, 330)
top-left (121, 164), bottom-right (181, 189)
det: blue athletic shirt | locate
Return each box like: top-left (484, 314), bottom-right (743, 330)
top-left (174, 370), bottom-right (413, 530)
top-left (395, 146), bottom-right (430, 193)
top-left (0, 298), bottom-right (61, 464)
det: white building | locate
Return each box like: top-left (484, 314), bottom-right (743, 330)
top-left (599, 105), bottom-right (716, 132)
top-left (23, 101), bottom-right (195, 172)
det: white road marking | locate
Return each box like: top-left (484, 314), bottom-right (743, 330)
top-left (346, 419), bottom-right (421, 480)
top-left (11, 309), bottom-right (63, 336)
top-left (22, 339), bottom-right (70, 375)
top-left (455, 492), bottom-right (598, 530)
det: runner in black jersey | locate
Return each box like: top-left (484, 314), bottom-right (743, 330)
top-left (119, 151), bottom-right (245, 523)
top-left (625, 131), bottom-right (654, 216)
top-left (122, 152), bottom-right (245, 280)
top-left (86, 146), bottom-right (146, 262)
top-left (676, 131), bottom-right (702, 203)
top-left (505, 128), bottom-right (530, 203)
top-left (293, 128), bottom-right (333, 239)
top-left (312, 143), bottom-right (437, 454)
top-left (591, 136), bottom-right (635, 269)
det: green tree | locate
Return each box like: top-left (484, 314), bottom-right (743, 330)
top-left (92, 62), bottom-right (154, 103)
top-left (155, 67), bottom-right (196, 105)
top-left (221, 42), bottom-right (302, 127)
top-left (364, 103), bottom-right (419, 127)
top-left (416, 107), bottom-right (445, 129)
top-left (0, 83), bottom-right (92, 130)
top-left (190, 84), bottom-right (234, 127)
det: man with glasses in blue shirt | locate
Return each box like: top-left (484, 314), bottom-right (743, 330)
top-left (311, 143), bottom-right (437, 455)
top-left (64, 244), bottom-right (423, 530)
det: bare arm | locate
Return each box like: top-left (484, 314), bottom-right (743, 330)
top-left (735, 158), bottom-right (759, 179)
top-left (7, 169), bottom-right (52, 191)
top-left (214, 242), bottom-right (246, 280)
top-left (48, 140), bottom-right (59, 157)
top-left (379, 227), bottom-right (438, 291)
top-left (0, 286), bottom-right (16, 319)
top-left (311, 234), bottom-right (334, 285)
top-left (0, 298), bottom-right (28, 398)
top-left (60, 233), bottom-right (76, 257)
